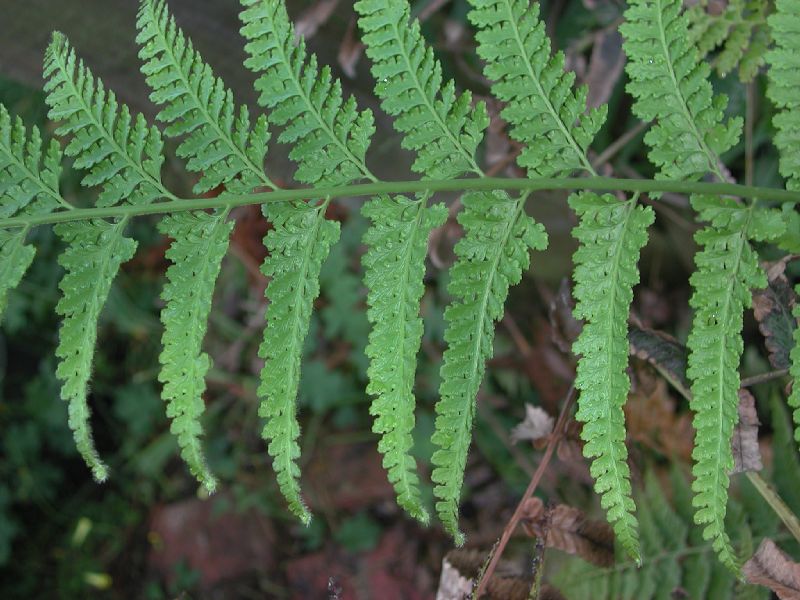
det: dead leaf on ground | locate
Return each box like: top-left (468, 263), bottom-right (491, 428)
top-left (548, 279), bottom-right (582, 354)
top-left (753, 258), bottom-right (798, 370)
top-left (337, 16), bottom-right (364, 78)
top-left (294, 0), bottom-right (339, 40)
top-left (743, 538), bottom-right (800, 599)
top-left (628, 325), bottom-right (691, 400)
top-left (585, 30), bottom-right (625, 109)
top-left (510, 403), bottom-right (555, 445)
top-left (732, 389), bottom-right (763, 473)
top-left (520, 497), bottom-right (615, 568)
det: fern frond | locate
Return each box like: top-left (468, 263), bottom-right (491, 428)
top-left (43, 32), bottom-right (173, 206)
top-left (55, 219), bottom-right (138, 481)
top-left (467, 0), bottom-right (604, 177)
top-left (766, 0), bottom-right (800, 192)
top-left (431, 191), bottom-right (547, 542)
top-left (620, 0), bottom-right (742, 182)
top-left (570, 192), bottom-right (654, 562)
top-left (239, 0), bottom-right (374, 186)
top-left (361, 195), bottom-right (447, 523)
top-left (136, 0), bottom-right (273, 194)
top-left (158, 211), bottom-right (234, 493)
top-left (686, 196), bottom-right (766, 572)
top-left (0, 104), bottom-right (65, 218)
top-left (0, 230), bottom-right (36, 320)
top-left (687, 0), bottom-right (769, 82)
top-left (355, 0), bottom-right (487, 179)
top-left (258, 200), bottom-right (341, 523)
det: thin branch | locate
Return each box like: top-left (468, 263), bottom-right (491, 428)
top-left (741, 369), bottom-right (790, 387)
top-left (473, 385), bottom-right (577, 599)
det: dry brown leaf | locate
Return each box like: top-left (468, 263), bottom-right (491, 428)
top-left (585, 31), bottom-right (625, 109)
top-left (743, 539), bottom-right (800, 599)
top-left (521, 497), bottom-right (615, 568)
top-left (510, 403), bottom-right (555, 444)
top-left (753, 258), bottom-right (797, 370)
top-left (294, 0), bottom-right (339, 40)
top-left (337, 17), bottom-right (364, 78)
top-left (732, 389), bottom-right (763, 473)
top-left (548, 279), bottom-right (582, 354)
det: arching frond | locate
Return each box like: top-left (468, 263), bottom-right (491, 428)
top-left (686, 196), bottom-right (766, 572)
top-left (54, 219), bottom-right (137, 481)
top-left (43, 32), bottom-right (173, 206)
top-left (136, 0), bottom-right (273, 194)
top-left (258, 200), bottom-right (341, 523)
top-left (431, 191), bottom-right (547, 543)
top-left (355, 0), bottom-right (487, 179)
top-left (570, 192), bottom-right (654, 562)
top-left (620, 0), bottom-right (742, 182)
top-left (158, 211), bottom-right (234, 493)
top-left (239, 0), bottom-right (374, 186)
top-left (361, 195), bottom-right (447, 523)
top-left (766, 0), bottom-right (800, 192)
top-left (467, 0), bottom-right (605, 177)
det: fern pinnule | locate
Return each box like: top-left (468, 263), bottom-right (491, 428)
top-left (361, 195), bottom-right (447, 523)
top-left (620, 0), bottom-right (742, 183)
top-left (467, 0), bottom-right (605, 178)
top-left (55, 219), bottom-right (138, 481)
top-left (258, 200), bottom-right (341, 524)
top-left (157, 211), bottom-right (234, 493)
top-left (431, 191), bottom-right (547, 542)
top-left (43, 33), bottom-right (173, 206)
top-left (136, 0), bottom-right (274, 194)
top-left (766, 0), bottom-right (800, 192)
top-left (239, 0), bottom-right (374, 186)
top-left (0, 105), bottom-right (65, 218)
top-left (570, 192), bottom-right (654, 562)
top-left (355, 0), bottom-right (487, 180)
top-left (0, 230), bottom-right (36, 321)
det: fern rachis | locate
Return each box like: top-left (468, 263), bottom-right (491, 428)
top-left (0, 0), bottom-right (798, 575)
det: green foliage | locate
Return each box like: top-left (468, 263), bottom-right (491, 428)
top-left (621, 0), bottom-right (742, 183)
top-left (766, 0), bottom-right (800, 192)
top-left (431, 191), bottom-right (547, 542)
top-left (0, 0), bottom-right (798, 573)
top-left (687, 0), bottom-right (770, 82)
top-left (157, 211), bottom-right (234, 493)
top-left (467, 0), bottom-right (604, 177)
top-left (570, 192), bottom-right (655, 562)
top-left (55, 219), bottom-right (138, 481)
top-left (136, 0), bottom-right (273, 194)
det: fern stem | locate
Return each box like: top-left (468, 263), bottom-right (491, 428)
top-left (2, 177), bottom-right (798, 229)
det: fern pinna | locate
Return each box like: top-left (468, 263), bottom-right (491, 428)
top-left (0, 0), bottom-right (798, 572)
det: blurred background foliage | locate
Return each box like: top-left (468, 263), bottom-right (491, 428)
top-left (0, 0), bottom-right (797, 598)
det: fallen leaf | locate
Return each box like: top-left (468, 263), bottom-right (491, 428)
top-left (337, 17), bottom-right (364, 78)
top-left (732, 389), bottom-right (763, 473)
top-left (743, 539), bottom-right (800, 599)
top-left (549, 279), bottom-right (581, 354)
top-left (628, 325), bottom-right (691, 400)
top-left (753, 259), bottom-right (797, 370)
top-left (585, 31), bottom-right (625, 109)
top-left (521, 497), bottom-right (615, 568)
top-left (510, 403), bottom-right (555, 444)
top-left (294, 0), bottom-right (339, 40)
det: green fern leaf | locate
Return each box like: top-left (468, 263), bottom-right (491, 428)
top-left (258, 200), bottom-right (341, 523)
top-left (570, 192), bottom-right (654, 562)
top-left (43, 32), bottom-right (173, 206)
top-left (0, 230), bottom-right (36, 320)
top-left (431, 190), bottom-right (547, 542)
top-left (686, 196), bottom-right (766, 572)
top-left (467, 0), bottom-right (604, 177)
top-left (0, 104), bottom-right (64, 218)
top-left (361, 195), bottom-right (447, 523)
top-left (239, 0), bottom-right (374, 186)
top-left (158, 211), bottom-right (234, 493)
top-left (620, 0), bottom-right (742, 182)
top-left (136, 0), bottom-right (273, 194)
top-left (55, 219), bottom-right (137, 481)
top-left (766, 0), bottom-right (800, 192)
top-left (355, 0), bottom-right (487, 179)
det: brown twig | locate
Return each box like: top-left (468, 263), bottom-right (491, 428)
top-left (741, 369), bottom-right (790, 388)
top-left (473, 385), bottom-right (577, 599)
